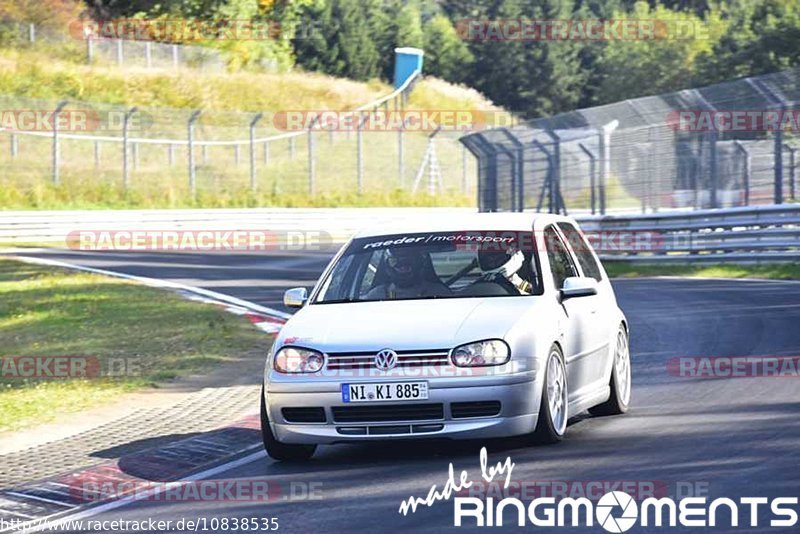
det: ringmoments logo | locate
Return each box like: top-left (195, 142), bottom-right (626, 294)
top-left (452, 491), bottom-right (799, 530)
top-left (397, 447), bottom-right (799, 530)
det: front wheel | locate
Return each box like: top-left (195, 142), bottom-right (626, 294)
top-left (590, 325), bottom-right (631, 416)
top-left (260, 387), bottom-right (317, 461)
top-left (531, 345), bottom-right (568, 444)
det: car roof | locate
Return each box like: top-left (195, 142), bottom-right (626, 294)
top-left (352, 212), bottom-right (574, 238)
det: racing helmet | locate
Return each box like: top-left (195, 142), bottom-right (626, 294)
top-left (385, 248), bottom-right (426, 287)
top-left (478, 248), bottom-right (524, 279)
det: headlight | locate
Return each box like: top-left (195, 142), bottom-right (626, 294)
top-left (273, 346), bottom-right (325, 373)
top-left (451, 339), bottom-right (510, 367)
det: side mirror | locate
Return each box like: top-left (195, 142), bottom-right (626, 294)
top-left (560, 277), bottom-right (598, 300)
top-left (284, 287), bottom-right (309, 308)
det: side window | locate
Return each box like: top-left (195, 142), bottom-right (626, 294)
top-left (544, 225), bottom-right (578, 290)
top-left (557, 222), bottom-right (603, 282)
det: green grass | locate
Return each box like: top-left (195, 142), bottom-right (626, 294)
top-left (0, 45), bottom-right (493, 209)
top-left (605, 262), bottom-right (800, 281)
top-left (0, 258), bottom-right (265, 432)
top-left (0, 45), bottom-right (498, 113)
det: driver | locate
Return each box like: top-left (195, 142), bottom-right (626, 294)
top-left (477, 248), bottom-right (532, 295)
top-left (365, 248), bottom-right (450, 300)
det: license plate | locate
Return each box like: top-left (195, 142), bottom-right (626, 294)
top-left (341, 382), bottom-right (428, 403)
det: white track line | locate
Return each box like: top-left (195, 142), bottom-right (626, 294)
top-left (9, 255), bottom-right (292, 319)
top-left (0, 254), bottom-right (275, 533)
top-left (4, 493), bottom-right (71, 508)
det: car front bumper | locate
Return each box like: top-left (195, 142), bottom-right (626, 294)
top-left (264, 371), bottom-right (542, 444)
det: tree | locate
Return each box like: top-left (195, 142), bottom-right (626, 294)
top-left (594, 1), bottom-right (724, 104)
top-left (422, 14), bottom-right (473, 83)
top-left (453, 0), bottom-right (589, 118)
top-left (694, 0), bottom-right (800, 85)
top-left (293, 0), bottom-right (380, 80)
top-left (395, 2), bottom-right (423, 49)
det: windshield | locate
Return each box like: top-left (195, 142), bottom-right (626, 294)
top-left (313, 231), bottom-right (542, 303)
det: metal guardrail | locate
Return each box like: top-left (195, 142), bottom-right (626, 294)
top-left (1, 205), bottom-right (797, 263)
top-left (579, 204), bottom-right (800, 262)
top-left (0, 208), bottom-right (470, 244)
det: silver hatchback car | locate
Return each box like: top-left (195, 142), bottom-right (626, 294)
top-left (261, 213), bottom-right (630, 461)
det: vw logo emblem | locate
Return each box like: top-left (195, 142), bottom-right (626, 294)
top-left (375, 349), bottom-right (398, 371)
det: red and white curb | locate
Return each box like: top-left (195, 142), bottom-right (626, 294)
top-left (0, 416), bottom-right (265, 534)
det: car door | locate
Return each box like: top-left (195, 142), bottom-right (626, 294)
top-left (542, 224), bottom-right (598, 401)
top-left (556, 221), bottom-right (613, 392)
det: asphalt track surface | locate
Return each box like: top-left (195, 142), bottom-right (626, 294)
top-left (20, 249), bottom-right (800, 533)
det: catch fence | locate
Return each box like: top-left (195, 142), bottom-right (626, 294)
top-left (461, 68), bottom-right (800, 214)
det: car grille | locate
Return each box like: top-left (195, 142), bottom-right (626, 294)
top-left (331, 403), bottom-right (444, 423)
top-left (451, 401), bottom-right (502, 419)
top-left (326, 349), bottom-right (450, 370)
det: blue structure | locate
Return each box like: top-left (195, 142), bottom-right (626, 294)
top-left (393, 47), bottom-right (424, 89)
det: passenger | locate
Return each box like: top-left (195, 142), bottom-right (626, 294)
top-left (477, 248), bottom-right (532, 295)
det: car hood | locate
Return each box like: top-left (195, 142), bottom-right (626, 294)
top-left (277, 297), bottom-right (535, 352)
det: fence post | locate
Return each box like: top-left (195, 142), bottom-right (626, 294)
top-left (263, 140), bottom-right (269, 165)
top-left (747, 79), bottom-right (787, 205)
top-left (116, 39), bottom-right (123, 65)
top-left (172, 45), bottom-right (179, 69)
top-left (398, 120), bottom-right (404, 187)
top-left (733, 141), bottom-right (751, 206)
top-left (188, 110), bottom-right (201, 198)
top-left (168, 144), bottom-right (175, 166)
top-left (202, 145), bottom-right (208, 164)
top-left (544, 129), bottom-right (563, 214)
top-left (145, 42), bottom-right (152, 68)
top-left (249, 113), bottom-right (263, 192)
top-left (52, 100), bottom-right (68, 186)
top-left (774, 130), bottom-right (784, 204)
top-left (29, 23), bottom-right (35, 43)
top-left (86, 35), bottom-right (94, 64)
top-left (708, 129), bottom-right (719, 209)
top-left (578, 143), bottom-right (597, 214)
top-left (461, 144), bottom-right (467, 194)
top-left (308, 127), bottom-right (316, 196)
top-left (598, 120), bottom-right (618, 215)
top-left (357, 112), bottom-right (365, 193)
top-left (288, 137), bottom-right (295, 160)
top-left (122, 106), bottom-right (138, 190)
top-left (94, 141), bottom-right (100, 168)
top-left (234, 145), bottom-right (241, 166)
top-left (10, 134), bottom-right (17, 158)
top-left (785, 144), bottom-right (797, 200)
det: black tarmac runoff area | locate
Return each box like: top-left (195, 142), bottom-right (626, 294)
top-left (16, 249), bottom-right (800, 533)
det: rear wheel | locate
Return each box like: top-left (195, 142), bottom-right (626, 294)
top-left (590, 325), bottom-right (631, 416)
top-left (260, 387), bottom-right (317, 461)
top-left (531, 345), bottom-right (568, 444)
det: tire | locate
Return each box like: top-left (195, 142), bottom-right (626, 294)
top-left (260, 387), bottom-right (317, 461)
top-left (531, 345), bottom-right (568, 444)
top-left (589, 325), bottom-right (631, 417)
